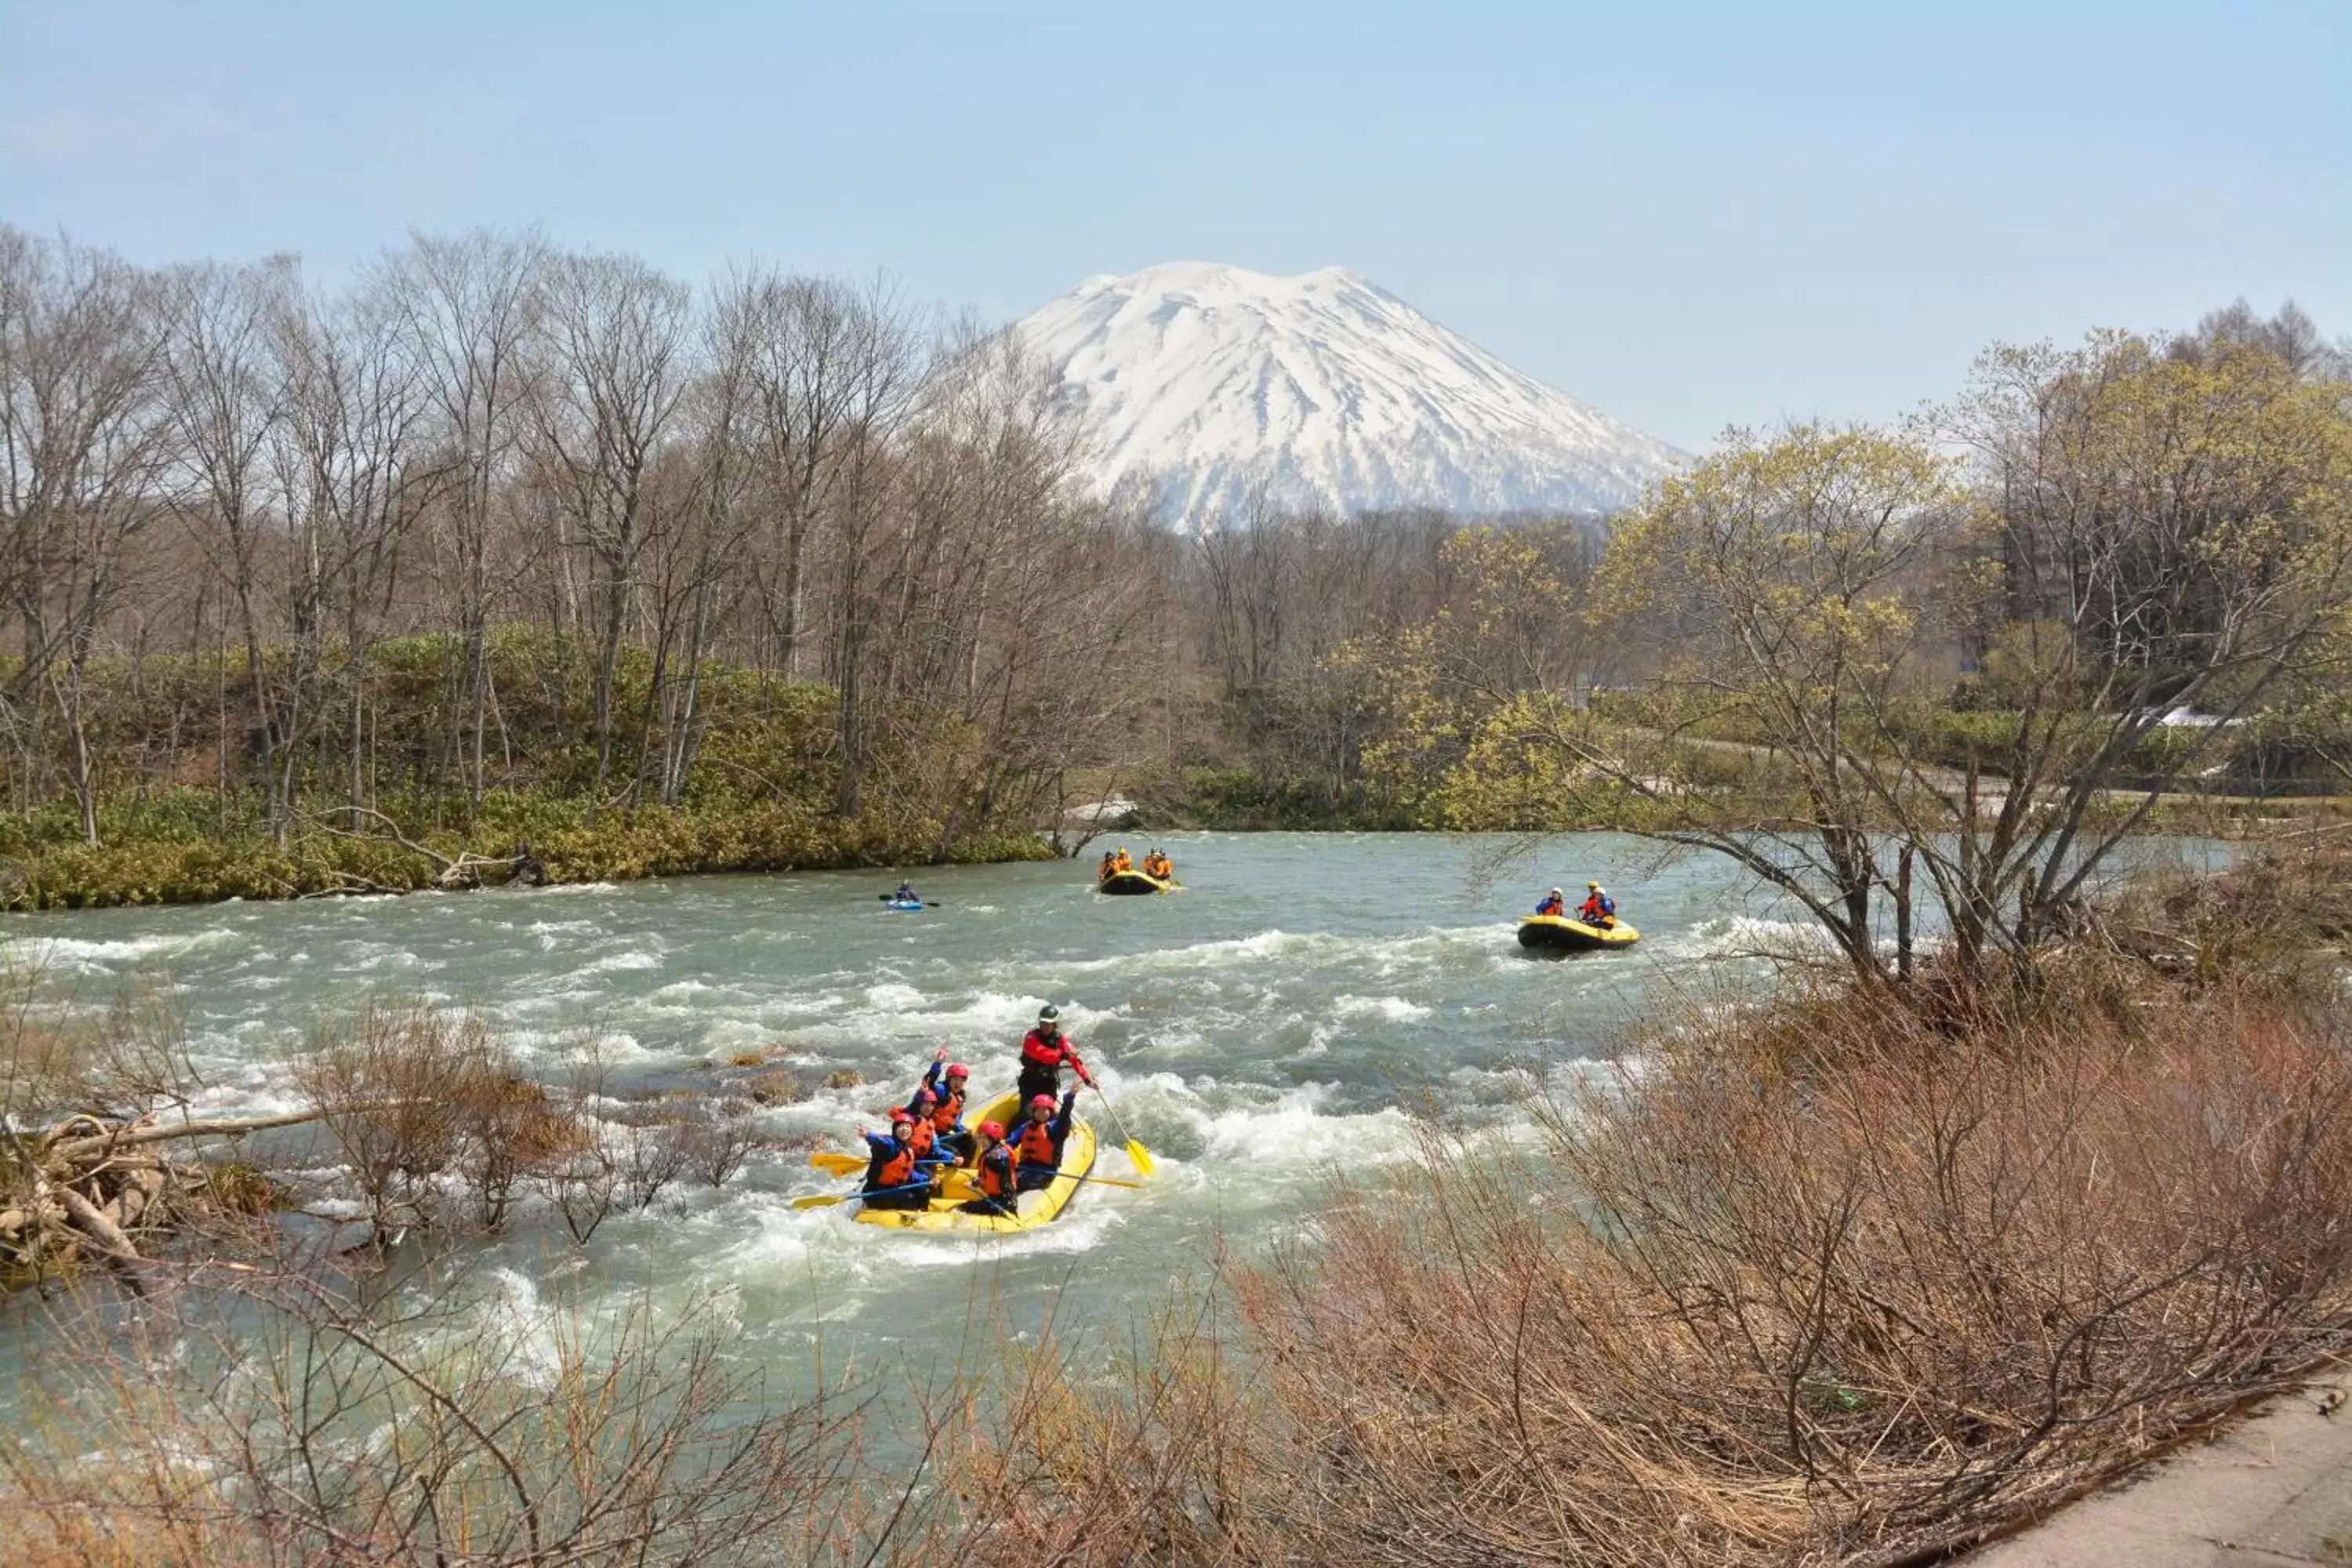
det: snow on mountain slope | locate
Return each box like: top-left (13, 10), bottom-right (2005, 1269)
top-left (1017, 262), bottom-right (1682, 521)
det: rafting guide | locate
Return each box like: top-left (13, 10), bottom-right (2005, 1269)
top-left (1017, 1004), bottom-right (1092, 1105)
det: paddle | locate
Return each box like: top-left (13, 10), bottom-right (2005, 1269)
top-left (1082, 1076), bottom-right (1156, 1178)
top-left (939, 1167), bottom-right (1148, 1200)
top-left (876, 893), bottom-right (942, 907)
top-left (809, 1148), bottom-right (962, 1178)
top-left (789, 1174), bottom-right (938, 1210)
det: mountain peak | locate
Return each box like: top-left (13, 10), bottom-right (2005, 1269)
top-left (1018, 263), bottom-right (1680, 521)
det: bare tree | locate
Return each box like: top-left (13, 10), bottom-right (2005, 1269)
top-left (270, 270), bottom-right (439, 821)
top-left (0, 228), bottom-right (174, 841)
top-left (524, 249), bottom-right (697, 805)
top-left (382, 227), bottom-right (546, 808)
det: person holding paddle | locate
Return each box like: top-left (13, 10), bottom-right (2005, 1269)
top-left (959, 1121), bottom-right (1018, 1218)
top-left (1014, 1003), bottom-right (1158, 1178)
top-left (855, 1110), bottom-right (931, 1210)
top-left (1011, 1089), bottom-right (1080, 1192)
top-left (1015, 1004), bottom-right (1094, 1106)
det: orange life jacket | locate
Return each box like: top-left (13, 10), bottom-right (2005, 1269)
top-left (931, 1085), bottom-right (965, 1134)
top-left (1014, 1118), bottom-right (1058, 1170)
top-left (872, 1139), bottom-right (915, 1190)
top-left (976, 1144), bottom-right (1014, 1200)
top-left (906, 1120), bottom-right (936, 1162)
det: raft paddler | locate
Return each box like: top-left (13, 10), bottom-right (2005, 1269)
top-left (1015, 1004), bottom-right (1094, 1107)
top-left (909, 1050), bottom-right (975, 1163)
top-left (856, 1111), bottom-right (932, 1210)
top-left (960, 1120), bottom-right (1018, 1217)
top-left (1577, 882), bottom-right (1617, 926)
top-left (1535, 887), bottom-right (1566, 916)
top-left (1011, 1089), bottom-right (1080, 1192)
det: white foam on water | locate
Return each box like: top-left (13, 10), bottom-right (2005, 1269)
top-left (578, 949), bottom-right (662, 975)
top-left (1189, 1081), bottom-right (1416, 1169)
top-left (1332, 993), bottom-right (1433, 1022)
top-left (181, 1071), bottom-right (311, 1123)
top-left (467, 1268), bottom-right (568, 1391)
top-left (2, 927), bottom-right (241, 973)
top-left (1665, 914), bottom-right (1841, 962)
top-left (354, 948), bottom-right (428, 971)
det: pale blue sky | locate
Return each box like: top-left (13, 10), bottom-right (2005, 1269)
top-left (2, 0), bottom-right (2344, 449)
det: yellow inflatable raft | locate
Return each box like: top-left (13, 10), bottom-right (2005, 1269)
top-left (854, 1091), bottom-right (1098, 1235)
top-left (1516, 914), bottom-right (1642, 953)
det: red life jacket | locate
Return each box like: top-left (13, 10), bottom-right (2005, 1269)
top-left (1014, 1118), bottom-right (1058, 1170)
top-left (1021, 1029), bottom-right (1077, 1070)
top-left (977, 1145), bottom-right (1014, 1200)
top-left (931, 1086), bottom-right (965, 1134)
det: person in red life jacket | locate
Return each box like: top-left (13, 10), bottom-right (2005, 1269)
top-left (856, 1111), bottom-right (931, 1210)
top-left (1011, 1089), bottom-right (1080, 1193)
top-left (1016, 1004), bottom-right (1094, 1107)
top-left (909, 1050), bottom-right (975, 1162)
top-left (1577, 881), bottom-right (1617, 926)
top-left (1535, 887), bottom-right (1566, 916)
top-left (959, 1120), bottom-right (1018, 1218)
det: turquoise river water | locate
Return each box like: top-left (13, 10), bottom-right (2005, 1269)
top-left (0, 831), bottom-right (2038, 1409)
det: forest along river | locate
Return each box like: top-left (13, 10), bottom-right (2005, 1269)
top-left (0, 832), bottom-right (2004, 1411)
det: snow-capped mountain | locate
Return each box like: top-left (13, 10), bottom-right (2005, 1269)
top-left (1017, 262), bottom-right (1682, 521)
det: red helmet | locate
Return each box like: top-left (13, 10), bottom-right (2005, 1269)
top-left (888, 1109), bottom-right (914, 1127)
top-left (914, 1089), bottom-right (938, 1105)
top-left (977, 1120), bottom-right (1005, 1140)
top-left (945, 1062), bottom-right (968, 1079)
top-left (1029, 1094), bottom-right (1055, 1109)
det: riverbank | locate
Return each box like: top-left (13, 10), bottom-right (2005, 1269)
top-left (0, 788), bottom-right (1057, 910)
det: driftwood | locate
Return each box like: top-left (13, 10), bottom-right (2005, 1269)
top-left (5, 1102), bottom-right (387, 1288)
top-left (299, 807), bottom-right (535, 891)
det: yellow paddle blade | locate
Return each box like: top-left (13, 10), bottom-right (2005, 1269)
top-left (807, 1152), bottom-right (866, 1176)
top-left (1125, 1139), bottom-right (1156, 1178)
top-left (790, 1192), bottom-right (851, 1210)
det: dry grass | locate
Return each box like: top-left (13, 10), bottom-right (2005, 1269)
top-left (946, 893), bottom-right (2352, 1563)
top-left (2107, 826), bottom-right (2352, 989)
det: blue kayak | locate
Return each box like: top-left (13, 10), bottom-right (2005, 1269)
top-left (884, 898), bottom-right (925, 912)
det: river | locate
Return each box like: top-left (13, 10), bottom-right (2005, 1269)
top-left (0, 831), bottom-right (2016, 1411)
